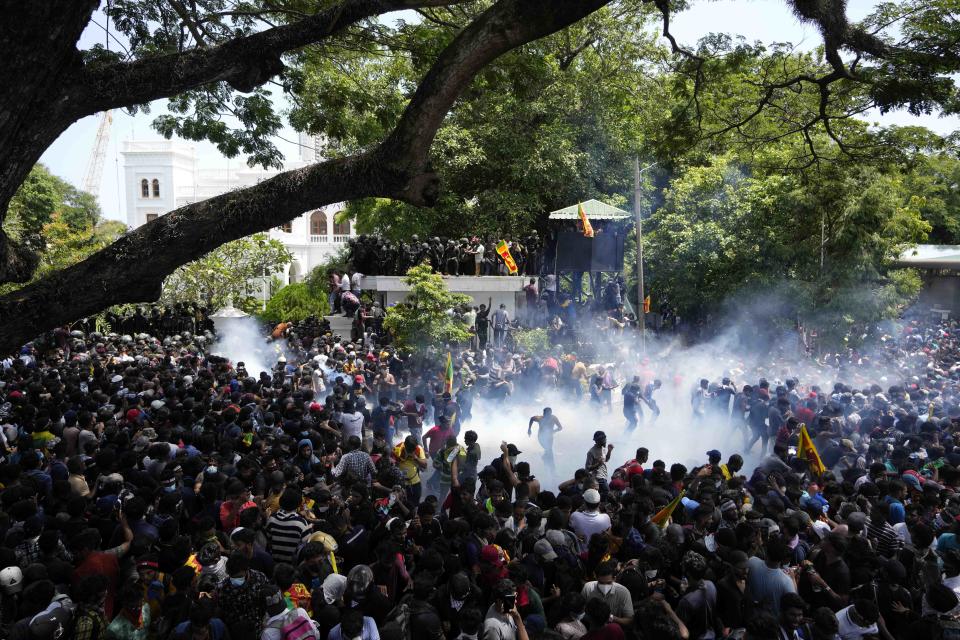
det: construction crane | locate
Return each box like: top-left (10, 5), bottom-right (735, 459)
top-left (82, 110), bottom-right (113, 198)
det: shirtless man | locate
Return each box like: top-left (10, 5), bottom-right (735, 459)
top-left (528, 407), bottom-right (563, 471)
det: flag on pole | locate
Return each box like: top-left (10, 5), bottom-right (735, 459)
top-left (444, 352), bottom-right (454, 393)
top-left (642, 295), bottom-right (651, 314)
top-left (495, 240), bottom-right (518, 274)
top-left (578, 202), bottom-right (595, 238)
top-left (797, 423), bottom-right (826, 476)
top-left (650, 490), bottom-right (685, 528)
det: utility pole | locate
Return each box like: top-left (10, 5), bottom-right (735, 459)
top-left (634, 158), bottom-right (657, 354)
top-left (634, 157), bottom-right (645, 353)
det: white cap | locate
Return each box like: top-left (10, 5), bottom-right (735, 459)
top-left (583, 489), bottom-right (601, 505)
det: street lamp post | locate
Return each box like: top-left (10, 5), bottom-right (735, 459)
top-left (634, 158), bottom-right (656, 353)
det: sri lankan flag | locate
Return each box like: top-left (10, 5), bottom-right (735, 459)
top-left (495, 240), bottom-right (518, 275)
top-left (578, 202), bottom-right (595, 238)
top-left (650, 490), bottom-right (685, 528)
top-left (444, 352), bottom-right (454, 393)
top-left (797, 423), bottom-right (826, 476)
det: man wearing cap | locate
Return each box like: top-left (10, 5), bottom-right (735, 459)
top-left (569, 489), bottom-right (610, 545)
top-left (585, 432), bottom-right (613, 494)
top-left (523, 539), bottom-right (557, 592)
top-left (434, 572), bottom-right (482, 639)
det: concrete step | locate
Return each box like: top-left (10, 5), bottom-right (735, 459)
top-left (324, 315), bottom-right (353, 337)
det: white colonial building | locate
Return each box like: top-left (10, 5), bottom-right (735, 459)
top-left (121, 135), bottom-right (355, 285)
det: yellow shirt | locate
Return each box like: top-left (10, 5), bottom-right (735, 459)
top-left (393, 444), bottom-right (426, 485)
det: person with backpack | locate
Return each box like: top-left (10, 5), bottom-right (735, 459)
top-left (260, 585), bottom-right (319, 640)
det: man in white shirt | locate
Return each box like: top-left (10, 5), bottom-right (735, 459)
top-left (581, 560), bottom-right (634, 626)
top-left (473, 241), bottom-right (485, 276)
top-left (483, 579), bottom-right (528, 640)
top-left (351, 271), bottom-right (363, 295)
top-left (569, 489), bottom-right (611, 544)
top-left (835, 600), bottom-right (880, 640)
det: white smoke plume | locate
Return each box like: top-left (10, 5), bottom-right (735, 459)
top-left (211, 316), bottom-right (286, 379)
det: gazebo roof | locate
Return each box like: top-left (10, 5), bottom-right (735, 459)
top-left (548, 199), bottom-right (631, 221)
top-left (896, 244), bottom-right (960, 270)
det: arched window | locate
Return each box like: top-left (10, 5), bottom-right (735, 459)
top-left (333, 217), bottom-right (350, 236)
top-left (310, 210), bottom-right (327, 236)
top-left (151, 179), bottom-right (160, 198)
top-left (140, 179), bottom-right (149, 198)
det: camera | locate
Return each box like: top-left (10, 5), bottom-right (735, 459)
top-left (500, 594), bottom-right (516, 610)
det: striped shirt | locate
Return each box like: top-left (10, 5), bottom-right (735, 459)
top-left (866, 517), bottom-right (900, 557)
top-left (265, 510), bottom-right (311, 564)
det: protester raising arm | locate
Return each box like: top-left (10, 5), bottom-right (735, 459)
top-left (499, 442), bottom-right (520, 488)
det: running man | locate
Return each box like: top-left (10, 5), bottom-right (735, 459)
top-left (622, 376), bottom-right (642, 431)
top-left (528, 407), bottom-right (563, 470)
top-left (642, 378), bottom-right (662, 422)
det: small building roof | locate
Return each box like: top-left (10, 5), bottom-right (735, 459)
top-left (548, 199), bottom-right (631, 221)
top-left (896, 244), bottom-right (960, 270)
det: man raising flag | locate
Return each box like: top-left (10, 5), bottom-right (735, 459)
top-left (444, 352), bottom-right (454, 394)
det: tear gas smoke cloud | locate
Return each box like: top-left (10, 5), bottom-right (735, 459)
top-left (211, 289), bottom-right (926, 491)
top-left (211, 316), bottom-right (288, 379)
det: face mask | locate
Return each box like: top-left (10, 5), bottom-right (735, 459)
top-left (598, 584), bottom-right (613, 595)
top-left (645, 569), bottom-right (658, 580)
top-left (229, 576), bottom-right (246, 587)
top-left (574, 612), bottom-right (586, 621)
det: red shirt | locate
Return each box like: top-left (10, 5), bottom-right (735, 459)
top-left (622, 459), bottom-right (644, 478)
top-left (422, 425), bottom-right (453, 457)
top-left (219, 500), bottom-right (257, 533)
top-left (583, 623), bottom-right (626, 640)
top-left (73, 552), bottom-right (119, 619)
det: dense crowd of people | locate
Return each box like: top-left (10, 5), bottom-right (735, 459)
top-left (346, 235), bottom-right (543, 277)
top-left (1, 307), bottom-right (959, 640)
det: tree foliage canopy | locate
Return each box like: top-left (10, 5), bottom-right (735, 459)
top-left (382, 263), bottom-right (471, 348)
top-left (0, 0), bottom-right (957, 353)
top-left (161, 234), bottom-right (292, 313)
top-left (261, 282), bottom-right (329, 324)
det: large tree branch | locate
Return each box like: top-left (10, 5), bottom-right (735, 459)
top-left (0, 0), bottom-right (611, 353)
top-left (382, 0), bottom-right (610, 177)
top-left (70, 0), bottom-right (470, 113)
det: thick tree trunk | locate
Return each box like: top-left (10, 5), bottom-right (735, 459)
top-left (0, 1), bottom-right (99, 282)
top-left (0, 0), bottom-right (610, 354)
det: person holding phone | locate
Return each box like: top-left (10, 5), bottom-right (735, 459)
top-left (483, 579), bottom-right (529, 640)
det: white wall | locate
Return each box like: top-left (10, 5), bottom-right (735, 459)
top-left (368, 276), bottom-right (526, 317)
top-left (121, 140), bottom-right (356, 285)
